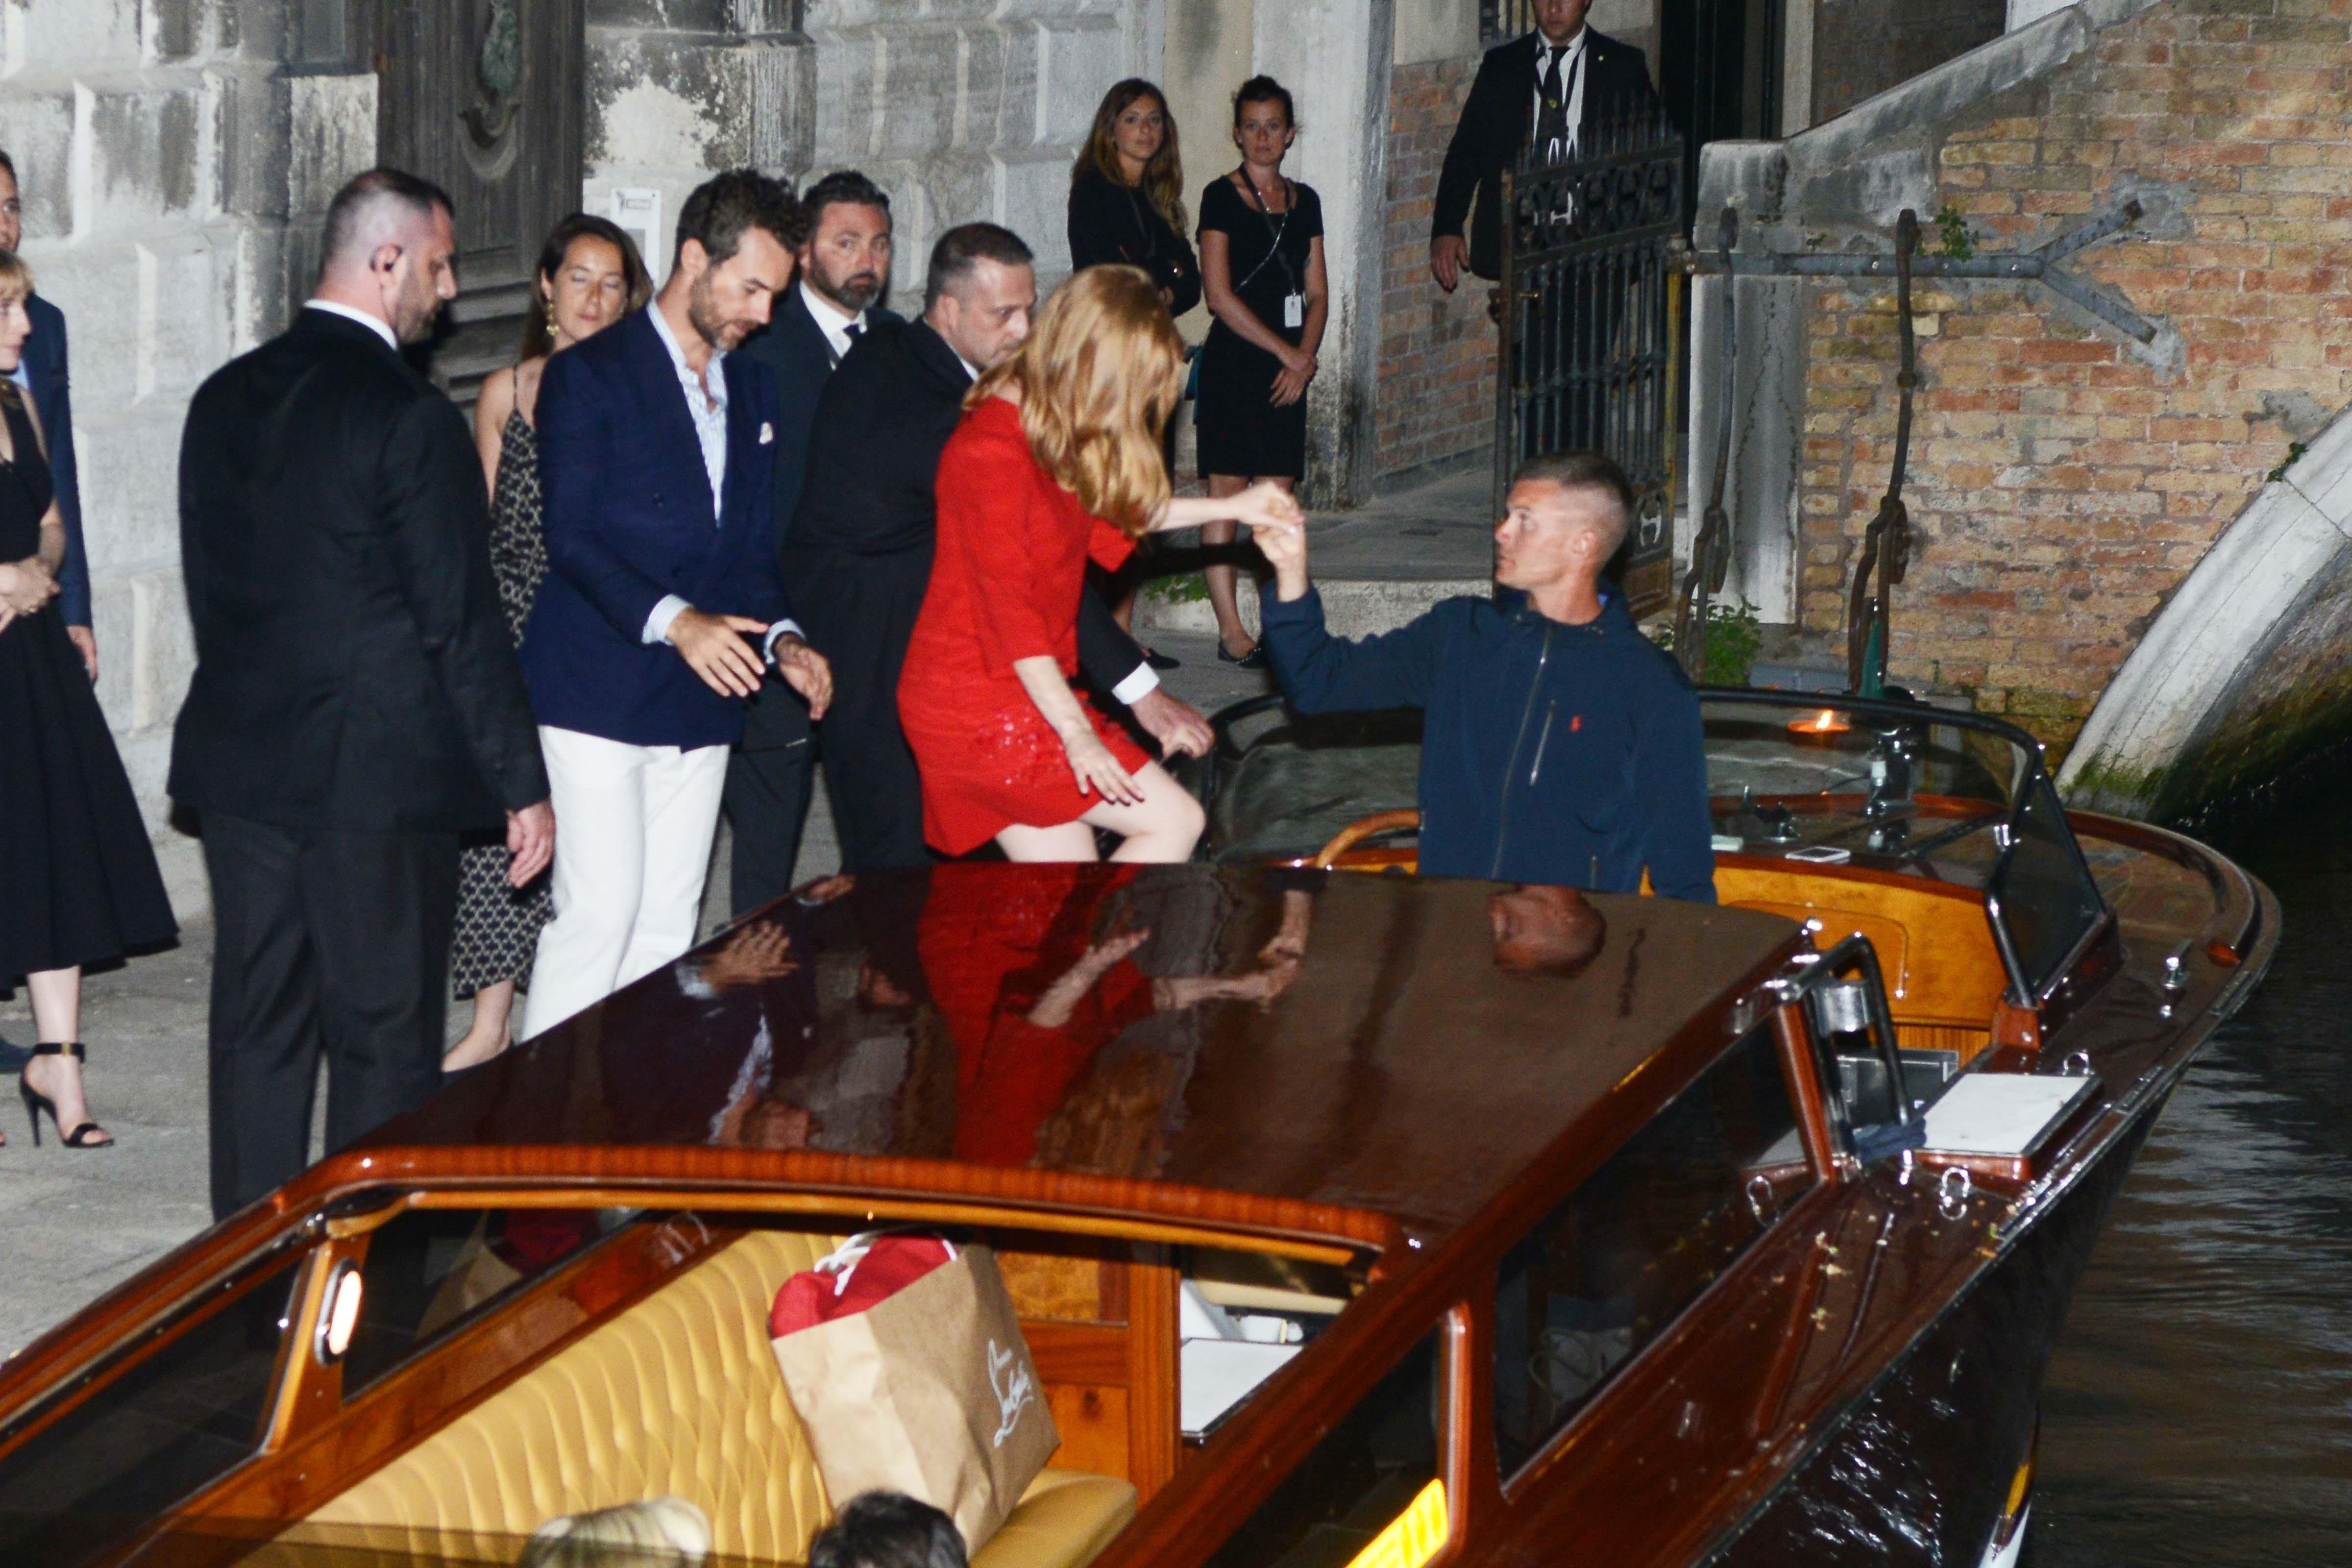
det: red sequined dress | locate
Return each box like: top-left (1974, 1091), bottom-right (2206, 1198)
top-left (897, 396), bottom-right (1150, 855)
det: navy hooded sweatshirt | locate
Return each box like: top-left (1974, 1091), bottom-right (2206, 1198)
top-left (1259, 586), bottom-right (1716, 902)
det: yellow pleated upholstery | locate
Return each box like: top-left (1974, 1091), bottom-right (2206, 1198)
top-left (288, 1228), bottom-right (1136, 1568)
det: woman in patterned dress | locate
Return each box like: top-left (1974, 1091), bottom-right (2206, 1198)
top-left (442, 216), bottom-right (651, 1072)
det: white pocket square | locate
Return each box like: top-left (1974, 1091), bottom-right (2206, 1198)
top-left (760, 421), bottom-right (774, 444)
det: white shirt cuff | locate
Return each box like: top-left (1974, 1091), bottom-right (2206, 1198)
top-left (763, 621), bottom-right (804, 663)
top-left (644, 595), bottom-right (689, 644)
top-left (1110, 663), bottom-right (1160, 706)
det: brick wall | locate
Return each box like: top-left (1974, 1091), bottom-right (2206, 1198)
top-left (1374, 53), bottom-right (1498, 487)
top-left (1794, 0), bottom-right (2352, 757)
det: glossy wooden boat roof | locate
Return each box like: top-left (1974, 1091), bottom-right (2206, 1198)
top-left (351, 864), bottom-right (1804, 1241)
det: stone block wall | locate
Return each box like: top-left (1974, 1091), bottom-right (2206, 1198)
top-left (584, 0), bottom-right (812, 283)
top-left (802, 0), bottom-right (1140, 293)
top-left (588, 1), bottom-right (1148, 296)
top-left (0, 0), bottom-right (374, 917)
top-left (1373, 52), bottom-right (1497, 488)
top-left (1783, 0), bottom-right (2352, 760)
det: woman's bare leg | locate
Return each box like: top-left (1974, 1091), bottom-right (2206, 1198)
top-left (1203, 474), bottom-right (1253, 659)
top-left (442, 978), bottom-right (517, 1073)
top-left (24, 966), bottom-right (109, 1145)
top-left (1081, 762), bottom-right (1206, 863)
top-left (997, 821), bottom-right (1102, 861)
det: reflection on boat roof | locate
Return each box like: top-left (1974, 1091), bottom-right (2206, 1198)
top-left (352, 865), bottom-right (1801, 1241)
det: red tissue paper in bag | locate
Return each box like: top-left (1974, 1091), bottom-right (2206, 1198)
top-left (771, 1235), bottom-right (953, 1335)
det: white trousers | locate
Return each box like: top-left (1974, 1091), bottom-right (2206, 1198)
top-left (521, 726), bottom-right (731, 1040)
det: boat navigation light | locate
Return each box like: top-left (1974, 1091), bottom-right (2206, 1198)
top-left (316, 1261), bottom-right (364, 1365)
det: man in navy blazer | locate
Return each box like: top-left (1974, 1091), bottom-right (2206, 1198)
top-left (519, 171), bottom-right (833, 1040)
top-left (725, 170), bottom-right (899, 916)
top-left (0, 150), bottom-right (93, 684)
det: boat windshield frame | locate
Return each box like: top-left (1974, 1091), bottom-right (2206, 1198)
top-left (1198, 686), bottom-right (2112, 1009)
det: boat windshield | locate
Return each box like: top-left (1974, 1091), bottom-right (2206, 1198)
top-left (1198, 689), bottom-right (2108, 1002)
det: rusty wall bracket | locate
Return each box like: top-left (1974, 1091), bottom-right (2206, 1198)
top-left (1701, 198), bottom-right (2156, 345)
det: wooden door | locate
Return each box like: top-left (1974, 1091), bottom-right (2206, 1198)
top-left (369, 0), bottom-right (586, 401)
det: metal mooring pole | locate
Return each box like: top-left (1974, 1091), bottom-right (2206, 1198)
top-left (1846, 209), bottom-right (1920, 697)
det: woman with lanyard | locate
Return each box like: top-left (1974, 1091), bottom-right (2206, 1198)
top-left (1194, 75), bottom-right (1327, 667)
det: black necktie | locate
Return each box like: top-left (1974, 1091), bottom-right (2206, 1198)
top-left (1537, 46), bottom-right (1571, 164)
top-left (844, 320), bottom-right (863, 343)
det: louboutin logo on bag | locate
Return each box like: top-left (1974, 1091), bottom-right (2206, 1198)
top-left (988, 1338), bottom-right (1036, 1448)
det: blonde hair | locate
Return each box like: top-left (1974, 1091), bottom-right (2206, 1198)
top-left (514, 1496), bottom-right (712, 1568)
top-left (967, 265), bottom-right (1185, 538)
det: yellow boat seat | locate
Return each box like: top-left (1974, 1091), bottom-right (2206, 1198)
top-left (283, 1228), bottom-right (1136, 1568)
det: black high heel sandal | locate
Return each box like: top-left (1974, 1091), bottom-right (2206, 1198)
top-left (21, 1043), bottom-right (112, 1149)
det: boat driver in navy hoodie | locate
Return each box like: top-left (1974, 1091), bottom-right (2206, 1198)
top-left (1254, 451), bottom-right (1715, 902)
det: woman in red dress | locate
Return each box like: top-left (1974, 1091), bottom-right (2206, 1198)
top-left (899, 264), bottom-right (1300, 861)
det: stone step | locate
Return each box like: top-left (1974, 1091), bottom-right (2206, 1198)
top-left (1134, 574), bottom-right (1488, 641)
top-left (1136, 466), bottom-right (1495, 641)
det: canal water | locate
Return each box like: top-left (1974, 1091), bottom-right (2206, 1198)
top-left (2032, 794), bottom-right (2352, 1564)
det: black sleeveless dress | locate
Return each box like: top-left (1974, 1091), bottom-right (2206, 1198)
top-left (1195, 173), bottom-right (1323, 481)
top-left (0, 394), bottom-right (175, 981)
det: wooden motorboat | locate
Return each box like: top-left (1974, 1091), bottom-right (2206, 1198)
top-left (0, 691), bottom-right (2272, 1568)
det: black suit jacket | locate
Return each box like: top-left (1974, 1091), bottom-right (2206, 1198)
top-left (736, 284), bottom-right (904, 555)
top-left (1433, 28), bottom-right (1664, 280)
top-left (788, 318), bottom-right (1152, 693)
top-left (171, 309), bottom-right (548, 832)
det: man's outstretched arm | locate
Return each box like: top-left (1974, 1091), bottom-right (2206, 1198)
top-left (1251, 519), bottom-right (1446, 714)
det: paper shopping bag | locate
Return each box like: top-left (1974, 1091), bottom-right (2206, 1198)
top-left (769, 1235), bottom-right (1059, 1551)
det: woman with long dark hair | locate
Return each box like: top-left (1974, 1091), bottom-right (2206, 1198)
top-left (1195, 76), bottom-right (1327, 667)
top-left (897, 266), bottom-right (1299, 865)
top-left (441, 215), bottom-right (651, 1072)
top-left (1068, 79), bottom-right (1200, 317)
top-left (0, 248), bottom-right (176, 1147)
top-left (1070, 79), bottom-right (1201, 665)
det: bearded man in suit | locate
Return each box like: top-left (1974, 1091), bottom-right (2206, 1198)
top-left (724, 170), bottom-right (898, 915)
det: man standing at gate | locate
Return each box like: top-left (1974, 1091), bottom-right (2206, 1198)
top-left (1428, 0), bottom-right (1664, 293)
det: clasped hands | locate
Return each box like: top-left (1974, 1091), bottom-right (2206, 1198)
top-left (666, 607), bottom-right (834, 716)
top-left (1271, 345), bottom-right (1318, 408)
top-left (0, 554), bottom-right (58, 635)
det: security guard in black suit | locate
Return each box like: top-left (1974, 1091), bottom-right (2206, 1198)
top-left (173, 171), bottom-right (550, 1217)
top-left (1428, 0), bottom-right (1666, 290)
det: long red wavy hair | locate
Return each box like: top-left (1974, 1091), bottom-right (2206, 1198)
top-left (968, 265), bottom-right (1186, 538)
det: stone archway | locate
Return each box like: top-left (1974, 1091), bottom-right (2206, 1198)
top-left (2058, 406), bottom-right (2352, 821)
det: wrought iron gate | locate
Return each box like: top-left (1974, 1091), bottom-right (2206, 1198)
top-left (1494, 106), bottom-right (1688, 617)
